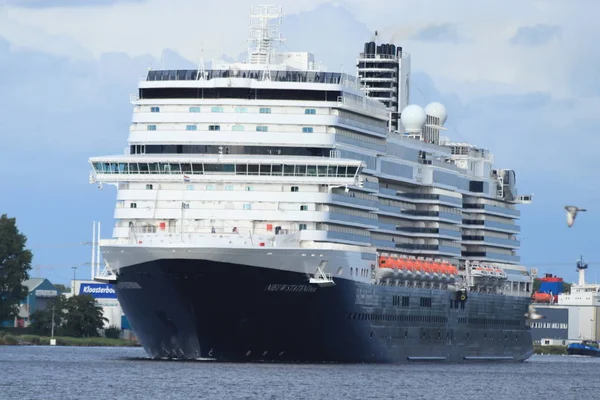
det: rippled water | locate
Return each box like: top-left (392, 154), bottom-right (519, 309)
top-left (1, 346), bottom-right (599, 399)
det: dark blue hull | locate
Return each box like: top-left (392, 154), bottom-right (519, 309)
top-left (114, 258), bottom-right (533, 363)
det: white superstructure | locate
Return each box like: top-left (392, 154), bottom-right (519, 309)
top-left (89, 6), bottom-right (533, 295)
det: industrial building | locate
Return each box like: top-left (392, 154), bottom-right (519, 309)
top-left (1, 278), bottom-right (60, 328)
top-left (531, 259), bottom-right (600, 344)
top-left (69, 279), bottom-right (130, 331)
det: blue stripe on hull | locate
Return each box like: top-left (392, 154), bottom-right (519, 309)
top-left (114, 259), bottom-right (533, 363)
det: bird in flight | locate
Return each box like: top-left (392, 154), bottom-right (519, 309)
top-left (565, 205), bottom-right (586, 227)
top-left (525, 304), bottom-right (544, 320)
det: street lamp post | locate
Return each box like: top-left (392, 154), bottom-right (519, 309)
top-left (72, 266), bottom-right (78, 294)
top-left (51, 302), bottom-right (55, 338)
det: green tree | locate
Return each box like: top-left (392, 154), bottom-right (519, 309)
top-left (104, 325), bottom-right (122, 339)
top-left (532, 278), bottom-right (541, 292)
top-left (53, 284), bottom-right (69, 294)
top-left (62, 294), bottom-right (107, 337)
top-left (0, 214), bottom-right (33, 323)
top-left (29, 295), bottom-right (66, 336)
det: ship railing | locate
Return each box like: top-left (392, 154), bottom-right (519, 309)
top-left (336, 96), bottom-right (389, 119)
top-left (358, 52), bottom-right (409, 60)
top-left (126, 228), bottom-right (303, 248)
top-left (143, 69), bottom-right (363, 90)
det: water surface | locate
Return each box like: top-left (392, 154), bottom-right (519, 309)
top-left (1, 346), bottom-right (598, 399)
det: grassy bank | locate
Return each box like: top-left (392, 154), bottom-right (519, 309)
top-left (533, 344), bottom-right (568, 355)
top-left (0, 333), bottom-right (140, 347)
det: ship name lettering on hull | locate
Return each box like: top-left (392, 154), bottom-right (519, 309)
top-left (355, 288), bottom-right (380, 306)
top-left (264, 284), bottom-right (317, 293)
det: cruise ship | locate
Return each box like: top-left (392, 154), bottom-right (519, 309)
top-left (89, 5), bottom-right (536, 362)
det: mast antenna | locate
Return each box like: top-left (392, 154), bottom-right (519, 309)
top-left (197, 42), bottom-right (206, 81)
top-left (247, 5), bottom-right (284, 81)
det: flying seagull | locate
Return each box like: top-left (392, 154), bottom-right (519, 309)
top-left (525, 304), bottom-right (544, 320)
top-left (565, 205), bottom-right (586, 227)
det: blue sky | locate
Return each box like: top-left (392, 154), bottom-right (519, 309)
top-left (0, 0), bottom-right (598, 285)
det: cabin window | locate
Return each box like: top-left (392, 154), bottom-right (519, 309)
top-left (305, 108), bottom-right (316, 115)
top-left (259, 107), bottom-right (272, 114)
top-left (189, 106), bottom-right (200, 113)
top-left (256, 126), bottom-right (268, 132)
top-left (211, 106), bottom-right (224, 113)
top-left (302, 127), bottom-right (314, 133)
top-left (147, 125), bottom-right (157, 131)
top-left (150, 106), bottom-right (160, 113)
top-left (185, 125), bottom-right (197, 131)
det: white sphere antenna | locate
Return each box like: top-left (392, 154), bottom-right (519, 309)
top-left (425, 102), bottom-right (448, 125)
top-left (400, 105), bottom-right (426, 132)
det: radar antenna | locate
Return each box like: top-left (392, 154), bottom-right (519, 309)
top-left (576, 255), bottom-right (589, 286)
top-left (247, 5), bottom-right (284, 81)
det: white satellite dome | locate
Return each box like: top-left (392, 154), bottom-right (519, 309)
top-left (425, 102), bottom-right (448, 125)
top-left (400, 105), bottom-right (426, 132)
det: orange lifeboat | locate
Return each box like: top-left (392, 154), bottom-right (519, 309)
top-left (532, 292), bottom-right (552, 303)
top-left (405, 259), bottom-right (416, 273)
top-left (397, 258), bottom-right (407, 272)
top-left (414, 259), bottom-right (425, 274)
top-left (446, 263), bottom-right (458, 275)
top-left (426, 261), bottom-right (437, 275)
top-left (439, 262), bottom-right (448, 274)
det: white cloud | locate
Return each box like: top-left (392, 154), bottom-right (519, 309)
top-left (0, 0), bottom-right (326, 61)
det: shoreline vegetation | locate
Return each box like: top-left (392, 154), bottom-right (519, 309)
top-left (0, 333), bottom-right (566, 354)
top-left (533, 345), bottom-right (567, 355)
top-left (0, 332), bottom-right (140, 347)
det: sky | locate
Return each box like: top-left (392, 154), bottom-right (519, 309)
top-left (0, 0), bottom-right (598, 285)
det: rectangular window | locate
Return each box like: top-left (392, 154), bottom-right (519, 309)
top-left (420, 297), bottom-right (432, 308)
top-left (290, 186), bottom-right (299, 192)
top-left (245, 186), bottom-right (253, 191)
top-left (256, 126), bottom-right (268, 132)
top-left (130, 203), bottom-right (137, 208)
top-left (300, 205), bottom-right (308, 211)
top-left (243, 204), bottom-right (252, 210)
top-left (150, 106), bottom-right (160, 113)
top-left (211, 106), bottom-right (224, 113)
top-left (259, 107), bottom-right (272, 114)
top-left (225, 185), bottom-right (234, 191)
top-left (187, 185), bottom-right (194, 190)
top-left (145, 184), bottom-right (153, 190)
top-left (302, 127), bottom-right (314, 133)
top-left (185, 125), bottom-right (197, 131)
top-left (209, 125), bottom-right (220, 131)
top-left (235, 107), bottom-right (247, 113)
top-left (299, 223), bottom-right (307, 230)
top-left (206, 185), bottom-right (215, 191)
top-left (401, 296), bottom-right (409, 307)
top-left (305, 108), bottom-right (316, 115)
top-left (147, 125), bottom-right (157, 131)
top-left (232, 125), bottom-right (244, 131)
top-left (189, 106), bottom-right (200, 113)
